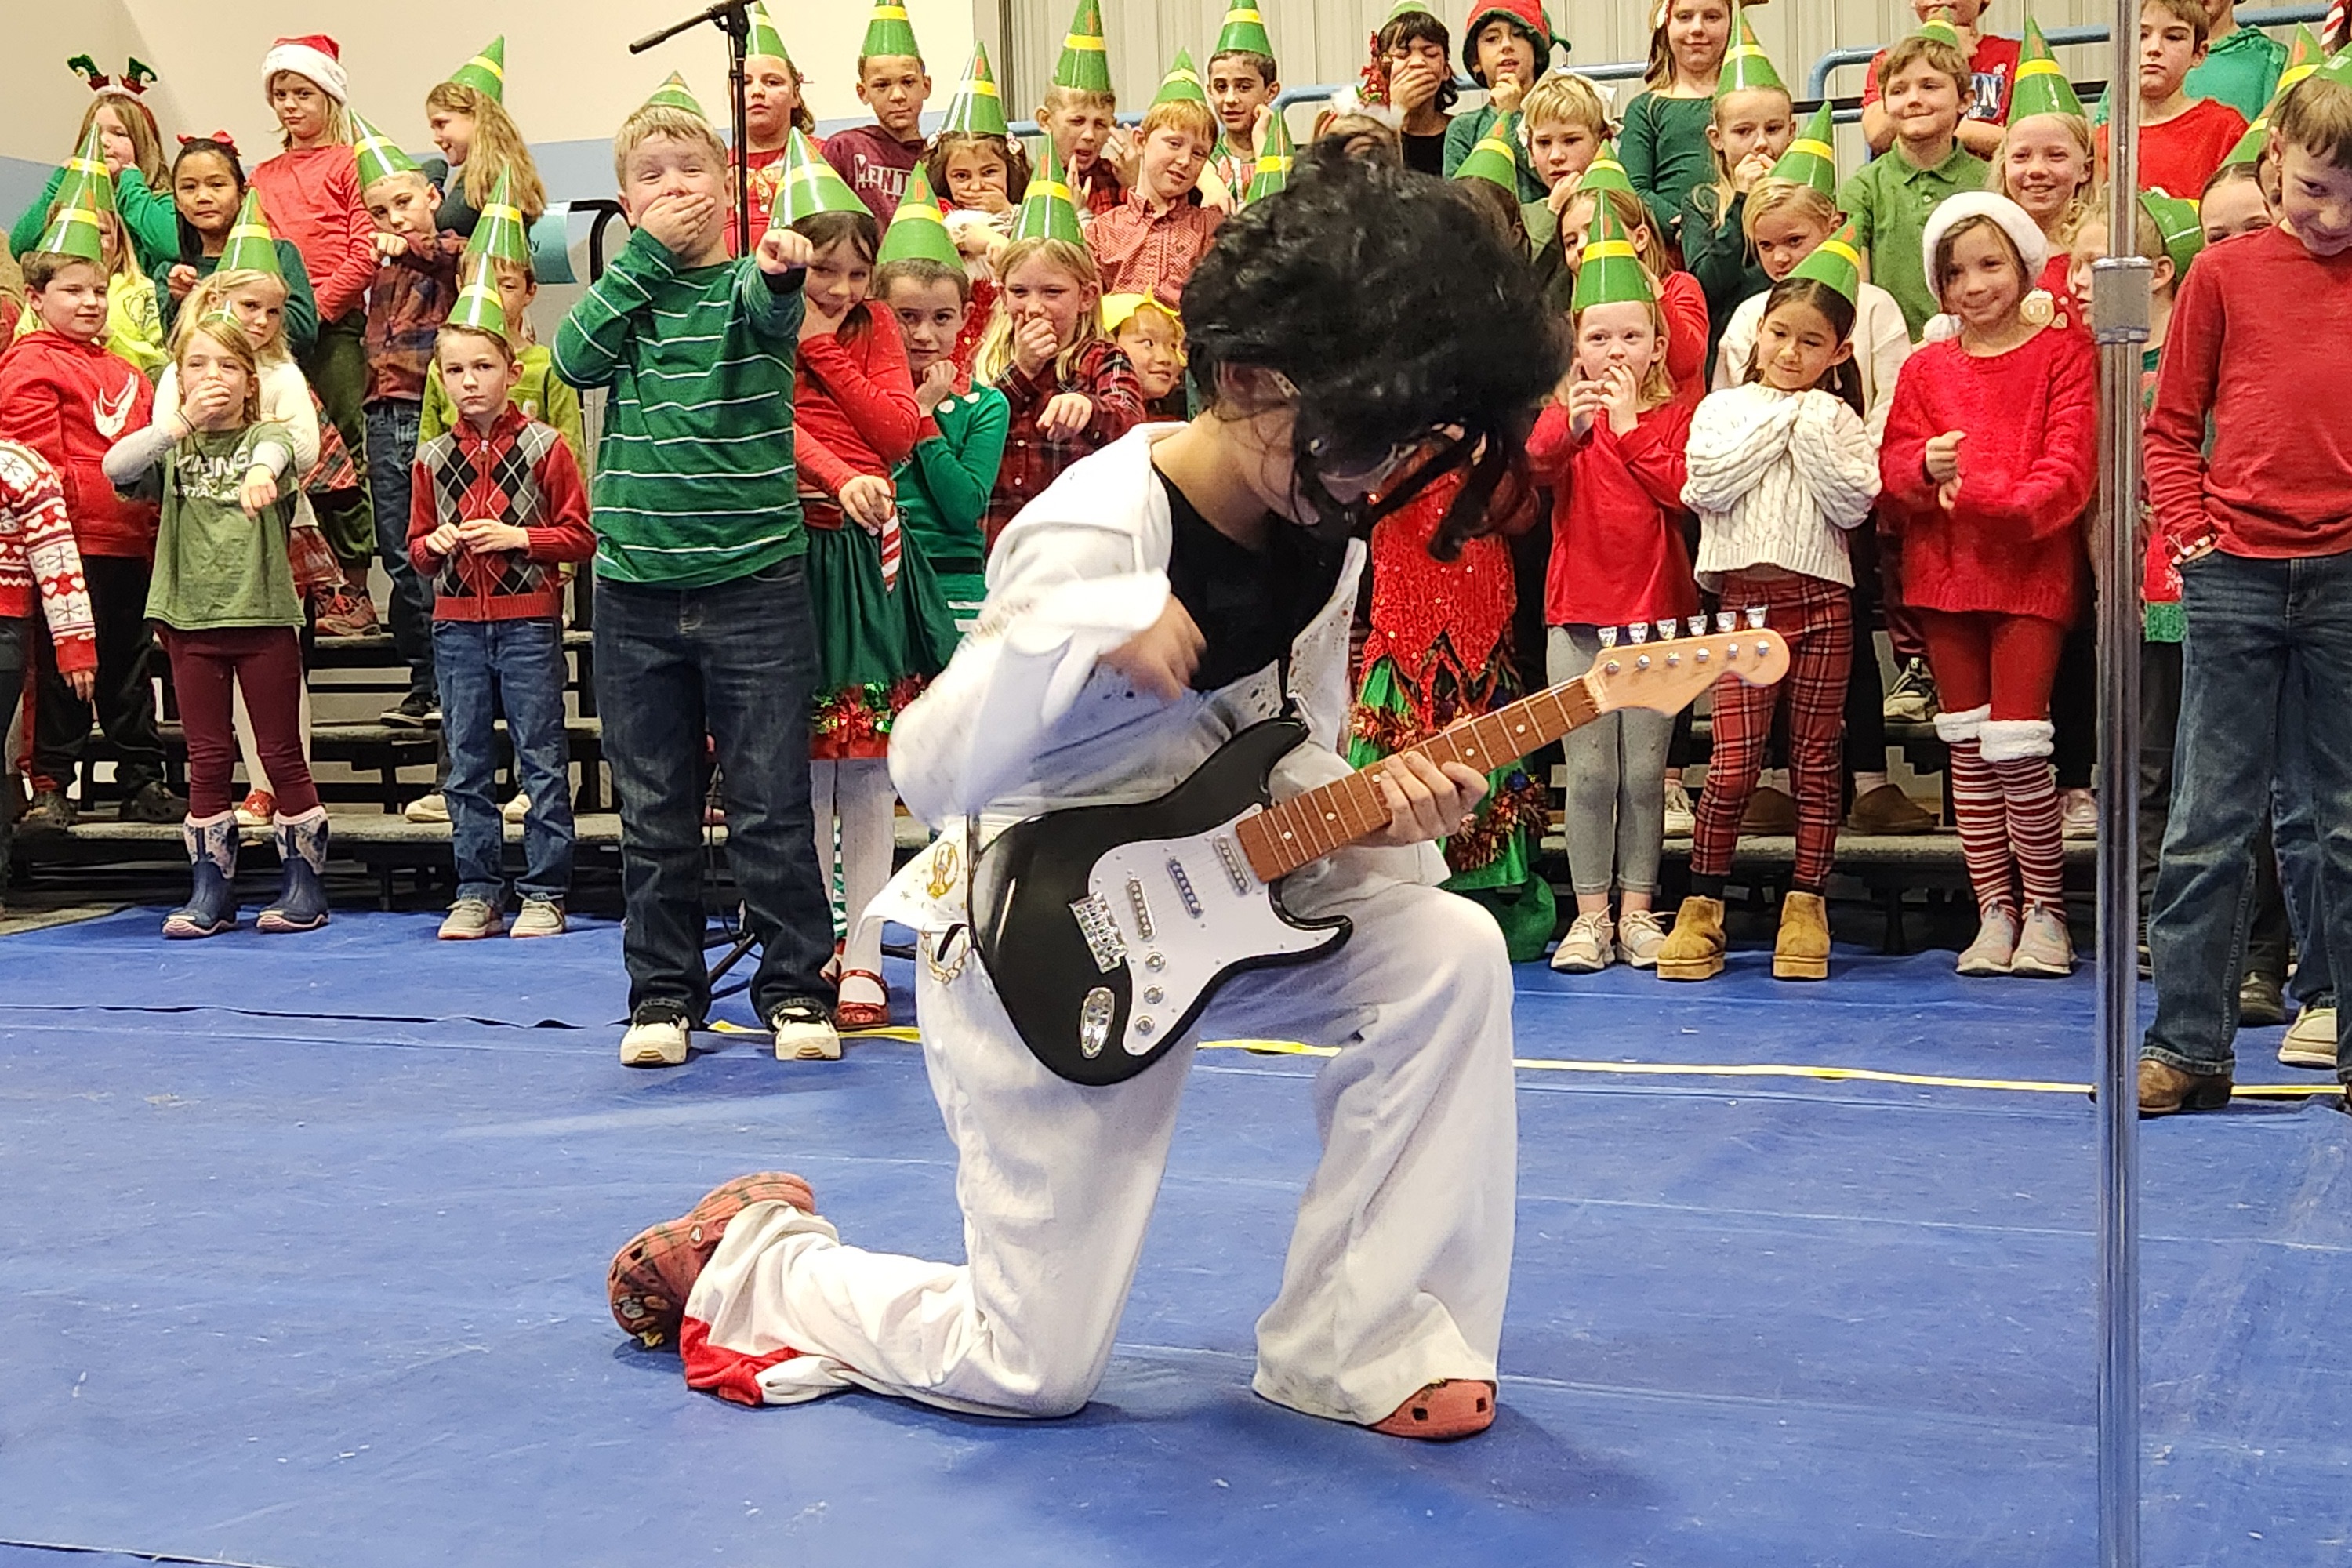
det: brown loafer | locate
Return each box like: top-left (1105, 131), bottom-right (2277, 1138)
top-left (2137, 1058), bottom-right (2232, 1116)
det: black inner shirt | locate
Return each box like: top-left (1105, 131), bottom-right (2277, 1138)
top-left (1155, 466), bottom-right (1346, 694)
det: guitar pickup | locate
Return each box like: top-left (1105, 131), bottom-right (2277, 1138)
top-left (1069, 894), bottom-right (1128, 974)
top-left (1126, 877), bottom-right (1154, 940)
top-left (1165, 858), bottom-right (1203, 919)
top-left (1213, 836), bottom-right (1251, 895)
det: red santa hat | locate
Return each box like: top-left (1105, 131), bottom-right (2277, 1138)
top-left (263, 35), bottom-right (349, 103)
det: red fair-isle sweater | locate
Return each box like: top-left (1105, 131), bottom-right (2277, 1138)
top-left (1529, 396), bottom-right (1700, 628)
top-left (0, 438), bottom-right (96, 673)
top-left (1878, 325), bottom-right (2098, 623)
top-left (252, 145), bottom-right (379, 325)
top-left (794, 302), bottom-right (920, 499)
top-left (0, 330), bottom-right (158, 558)
top-left (985, 338), bottom-right (1145, 548)
top-left (407, 405), bottom-right (593, 621)
top-left (2147, 223), bottom-right (2352, 559)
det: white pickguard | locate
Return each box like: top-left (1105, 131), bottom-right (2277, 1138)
top-left (1075, 806), bottom-right (1342, 1060)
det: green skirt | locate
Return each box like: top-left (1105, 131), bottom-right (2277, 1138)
top-left (935, 567), bottom-right (988, 638)
top-left (1348, 653), bottom-right (1556, 963)
top-left (805, 520), bottom-right (960, 760)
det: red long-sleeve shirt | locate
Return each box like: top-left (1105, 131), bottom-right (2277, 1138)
top-left (1659, 269), bottom-right (1711, 405)
top-left (252, 146), bottom-right (379, 325)
top-left (984, 339), bottom-right (1145, 549)
top-left (408, 405), bottom-right (593, 622)
top-left (1878, 326), bottom-right (2097, 623)
top-left (0, 331), bottom-right (157, 559)
top-left (2147, 223), bottom-right (2352, 560)
top-left (793, 302), bottom-right (920, 498)
top-left (2096, 98), bottom-right (2249, 201)
top-left (1530, 397), bottom-right (1699, 628)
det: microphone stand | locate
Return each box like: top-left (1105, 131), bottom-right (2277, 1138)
top-left (630, 0), bottom-right (754, 256)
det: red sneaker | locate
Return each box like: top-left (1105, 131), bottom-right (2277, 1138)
top-left (608, 1172), bottom-right (817, 1348)
top-left (1370, 1380), bottom-right (1497, 1440)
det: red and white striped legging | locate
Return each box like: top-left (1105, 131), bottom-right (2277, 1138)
top-left (1690, 569), bottom-right (1853, 894)
top-left (1917, 608), bottom-right (2067, 916)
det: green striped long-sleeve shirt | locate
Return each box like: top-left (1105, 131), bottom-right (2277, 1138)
top-left (552, 226), bottom-right (806, 587)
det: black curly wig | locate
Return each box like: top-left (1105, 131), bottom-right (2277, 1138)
top-left (1181, 143), bottom-right (1566, 559)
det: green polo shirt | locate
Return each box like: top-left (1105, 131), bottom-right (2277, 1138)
top-left (1838, 140), bottom-right (1993, 339)
top-left (2097, 25), bottom-right (2287, 126)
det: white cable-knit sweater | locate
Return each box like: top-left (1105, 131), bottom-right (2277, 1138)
top-left (1682, 383), bottom-right (1882, 592)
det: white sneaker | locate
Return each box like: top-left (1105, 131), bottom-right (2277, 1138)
top-left (1662, 779), bottom-right (1695, 838)
top-left (2009, 903), bottom-right (2074, 978)
top-left (510, 898), bottom-right (566, 938)
top-left (1549, 910), bottom-right (1616, 974)
top-left (771, 1002), bottom-right (842, 1062)
top-left (1616, 908), bottom-right (1668, 968)
top-left (1957, 906), bottom-right (2019, 977)
top-left (403, 792), bottom-right (450, 825)
top-left (2060, 788), bottom-right (2097, 840)
top-left (619, 1004), bottom-right (691, 1068)
top-left (2280, 1006), bottom-right (2339, 1070)
top-left (503, 793), bottom-right (530, 824)
top-left (437, 898), bottom-right (504, 940)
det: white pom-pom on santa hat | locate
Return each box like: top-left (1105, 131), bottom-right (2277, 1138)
top-left (263, 34), bottom-right (348, 103)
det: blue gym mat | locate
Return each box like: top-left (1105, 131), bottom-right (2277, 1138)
top-left (3, 913), bottom-right (2349, 1566)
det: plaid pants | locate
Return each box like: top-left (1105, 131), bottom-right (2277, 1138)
top-left (1692, 570), bottom-right (1853, 892)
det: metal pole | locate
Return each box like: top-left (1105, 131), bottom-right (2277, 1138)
top-left (2091, 0), bottom-right (2150, 1556)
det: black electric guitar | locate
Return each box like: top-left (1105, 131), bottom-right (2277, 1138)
top-left (970, 619), bottom-right (1792, 1085)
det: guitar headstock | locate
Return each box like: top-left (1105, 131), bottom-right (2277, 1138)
top-left (1584, 613), bottom-right (1791, 716)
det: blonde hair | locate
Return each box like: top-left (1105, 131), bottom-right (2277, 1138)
top-left (1987, 113), bottom-right (2097, 244)
top-left (1038, 85), bottom-right (1117, 119)
top-left (612, 105), bottom-right (727, 185)
top-left (1878, 34), bottom-right (1971, 98)
top-left (1701, 84), bottom-right (1796, 227)
top-left (267, 71), bottom-right (354, 149)
top-left (1740, 177), bottom-right (1840, 241)
top-left (177, 269), bottom-right (292, 365)
top-left (1565, 183), bottom-right (1672, 274)
top-left (424, 82), bottom-right (549, 224)
top-left (1521, 70), bottom-right (1612, 136)
top-left (1643, 0), bottom-right (1732, 91)
top-left (1570, 296), bottom-right (1678, 407)
top-left (973, 237), bottom-right (1103, 383)
top-left (78, 91), bottom-right (168, 187)
top-left (179, 313), bottom-right (265, 426)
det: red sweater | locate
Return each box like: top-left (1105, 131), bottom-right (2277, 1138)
top-left (1660, 269), bottom-right (1711, 405)
top-left (0, 331), bottom-right (158, 558)
top-left (408, 405), bottom-right (593, 622)
top-left (1530, 397), bottom-right (1699, 628)
top-left (1878, 327), bottom-right (2097, 622)
top-left (0, 438), bottom-right (94, 673)
top-left (821, 126), bottom-right (925, 224)
top-left (793, 302), bottom-right (920, 500)
top-left (252, 146), bottom-right (379, 324)
top-left (2096, 98), bottom-right (2248, 201)
top-left (2148, 223), bottom-right (2352, 558)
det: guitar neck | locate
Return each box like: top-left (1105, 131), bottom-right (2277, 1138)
top-left (1235, 677), bottom-right (1600, 882)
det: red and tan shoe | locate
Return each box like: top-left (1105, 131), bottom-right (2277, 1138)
top-left (1370, 1379), bottom-right (1497, 1440)
top-left (608, 1172), bottom-right (817, 1348)
top-left (834, 968), bottom-right (891, 1030)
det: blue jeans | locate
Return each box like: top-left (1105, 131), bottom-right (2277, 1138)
top-left (365, 400), bottom-right (434, 698)
top-left (2146, 551), bottom-right (2352, 1078)
top-left (433, 617), bottom-right (574, 906)
top-left (593, 555), bottom-right (833, 1022)
top-left (2272, 692), bottom-right (2337, 1010)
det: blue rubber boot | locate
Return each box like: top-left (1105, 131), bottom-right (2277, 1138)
top-left (258, 807), bottom-right (332, 933)
top-left (162, 811), bottom-right (239, 938)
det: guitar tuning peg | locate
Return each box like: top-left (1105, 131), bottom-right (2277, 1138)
top-left (1744, 605), bottom-right (1769, 630)
top-left (1597, 626), bottom-right (1618, 650)
top-left (1627, 622), bottom-right (1649, 646)
top-left (1685, 616), bottom-right (1707, 638)
top-left (1715, 610), bottom-right (1736, 634)
top-left (1653, 619), bottom-right (1677, 644)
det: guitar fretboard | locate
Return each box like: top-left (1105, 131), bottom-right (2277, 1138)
top-left (1235, 677), bottom-right (1602, 882)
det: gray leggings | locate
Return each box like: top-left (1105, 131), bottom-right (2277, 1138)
top-left (1549, 623), bottom-right (1673, 897)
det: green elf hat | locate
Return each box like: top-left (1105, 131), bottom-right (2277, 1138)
top-left (1385, 0), bottom-right (1437, 17)
top-left (1214, 1), bottom-right (1276, 60)
top-left (351, 111), bottom-right (423, 190)
top-left (2140, 187), bottom-right (2205, 277)
top-left (943, 44), bottom-right (1011, 136)
top-left (1768, 103), bottom-right (1839, 196)
top-left (1577, 140), bottom-right (1636, 197)
top-left (1570, 198), bottom-right (1655, 314)
top-left (1452, 113), bottom-right (1523, 193)
top-left (1915, 9), bottom-right (1967, 49)
top-left (771, 129), bottom-right (867, 227)
top-left (466, 171), bottom-right (531, 267)
top-left (2280, 24), bottom-right (2328, 91)
top-left (877, 165), bottom-right (964, 269)
top-left (446, 36), bottom-right (505, 101)
top-left (1246, 109), bottom-right (1294, 202)
top-left (1715, 9), bottom-right (1787, 99)
top-left (1014, 140), bottom-right (1087, 244)
top-left (2306, 37), bottom-right (2352, 91)
top-left (746, 3), bottom-right (793, 67)
top-left (1788, 221), bottom-right (1864, 304)
top-left (216, 190), bottom-right (286, 276)
top-left (1152, 47), bottom-right (1209, 107)
top-left (445, 255), bottom-right (511, 340)
top-left (642, 71), bottom-right (708, 118)
top-left (1053, 0), bottom-right (1113, 93)
top-left (859, 0), bottom-right (922, 64)
top-left (2220, 113), bottom-right (2269, 166)
top-left (54, 125), bottom-right (117, 220)
top-left (2009, 16), bottom-right (2085, 122)
top-left (31, 170), bottom-right (106, 264)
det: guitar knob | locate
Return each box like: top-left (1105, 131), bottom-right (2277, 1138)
top-left (1635, 655), bottom-right (1650, 670)
top-left (1135, 1016), bottom-right (1155, 1036)
top-left (1665, 652), bottom-right (1679, 666)
top-left (1755, 641), bottom-right (1771, 658)
top-left (1694, 648), bottom-right (1709, 663)
top-left (1144, 985), bottom-right (1163, 1004)
top-left (1145, 952), bottom-right (1165, 971)
top-left (1603, 659), bottom-right (1620, 675)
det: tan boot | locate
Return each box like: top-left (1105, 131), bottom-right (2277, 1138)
top-left (1773, 891), bottom-right (1831, 981)
top-left (1656, 895), bottom-right (1726, 981)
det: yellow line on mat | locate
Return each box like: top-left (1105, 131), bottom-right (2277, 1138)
top-left (717, 1024), bottom-right (2343, 1098)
